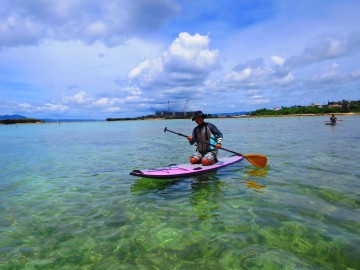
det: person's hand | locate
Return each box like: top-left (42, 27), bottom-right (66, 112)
top-left (187, 136), bottom-right (193, 141)
top-left (216, 143), bottom-right (221, 149)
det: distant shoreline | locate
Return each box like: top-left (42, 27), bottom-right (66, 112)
top-left (0, 119), bottom-right (44, 125)
top-left (223, 112), bottom-right (360, 118)
top-left (105, 112), bottom-right (360, 122)
top-left (1, 112), bottom-right (359, 125)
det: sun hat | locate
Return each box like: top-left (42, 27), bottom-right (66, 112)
top-left (192, 111), bottom-right (206, 121)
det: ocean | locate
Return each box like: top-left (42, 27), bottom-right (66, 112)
top-left (1, 116), bottom-right (359, 269)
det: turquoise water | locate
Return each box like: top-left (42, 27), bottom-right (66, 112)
top-left (1, 116), bottom-right (359, 269)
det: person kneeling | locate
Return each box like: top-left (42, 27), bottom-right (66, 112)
top-left (187, 111), bottom-right (223, 166)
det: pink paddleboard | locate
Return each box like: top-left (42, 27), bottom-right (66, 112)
top-left (130, 155), bottom-right (243, 179)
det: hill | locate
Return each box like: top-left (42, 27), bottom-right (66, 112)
top-left (0, 114), bottom-right (27, 120)
top-left (0, 114), bottom-right (45, 124)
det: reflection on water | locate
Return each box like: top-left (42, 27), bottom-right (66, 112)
top-left (245, 167), bottom-right (268, 178)
top-left (242, 180), bottom-right (266, 193)
top-left (241, 167), bottom-right (268, 192)
top-left (130, 171), bottom-right (220, 195)
top-left (131, 172), bottom-right (225, 221)
top-left (130, 178), bottom-right (178, 194)
top-left (190, 174), bottom-right (223, 221)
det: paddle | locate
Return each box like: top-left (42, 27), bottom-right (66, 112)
top-left (164, 127), bottom-right (268, 169)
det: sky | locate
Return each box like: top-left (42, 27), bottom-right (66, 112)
top-left (1, 0), bottom-right (360, 119)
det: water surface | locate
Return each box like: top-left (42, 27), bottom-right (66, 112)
top-left (1, 116), bottom-right (359, 269)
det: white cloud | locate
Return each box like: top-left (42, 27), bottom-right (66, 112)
top-left (247, 90), bottom-right (260, 95)
top-left (312, 68), bottom-right (360, 85)
top-left (127, 32), bottom-right (220, 93)
top-left (275, 72), bottom-right (294, 85)
top-left (128, 59), bottom-right (150, 79)
top-left (162, 32), bottom-right (219, 72)
top-left (39, 103), bottom-right (69, 112)
top-left (85, 21), bottom-right (108, 37)
top-left (92, 98), bottom-right (110, 106)
top-left (63, 91), bottom-right (89, 104)
top-left (127, 58), bottom-right (163, 82)
top-left (271, 55), bottom-right (285, 66)
top-left (223, 68), bottom-right (252, 82)
top-left (0, 0), bottom-right (180, 47)
top-left (285, 33), bottom-right (360, 68)
top-left (92, 97), bottom-right (123, 107)
top-left (12, 102), bottom-right (69, 114)
top-left (220, 59), bottom-right (292, 90)
top-left (18, 103), bottom-right (32, 109)
top-left (104, 106), bottom-right (121, 112)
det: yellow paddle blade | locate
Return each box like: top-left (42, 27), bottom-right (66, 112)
top-left (242, 154), bottom-right (268, 169)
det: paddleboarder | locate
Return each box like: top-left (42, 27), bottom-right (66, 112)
top-left (187, 111), bottom-right (223, 166)
top-left (330, 114), bottom-right (337, 125)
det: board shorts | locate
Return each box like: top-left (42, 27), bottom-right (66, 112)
top-left (191, 150), bottom-right (218, 163)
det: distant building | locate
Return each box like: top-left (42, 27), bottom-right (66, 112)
top-left (329, 103), bottom-right (341, 108)
top-left (273, 106), bottom-right (280, 111)
top-left (311, 103), bottom-right (323, 108)
top-left (155, 111), bottom-right (195, 118)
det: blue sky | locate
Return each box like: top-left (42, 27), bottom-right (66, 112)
top-left (1, 0), bottom-right (359, 119)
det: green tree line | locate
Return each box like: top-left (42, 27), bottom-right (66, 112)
top-left (0, 118), bottom-right (44, 124)
top-left (250, 100), bottom-right (360, 116)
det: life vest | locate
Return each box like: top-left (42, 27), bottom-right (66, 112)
top-left (194, 123), bottom-right (217, 154)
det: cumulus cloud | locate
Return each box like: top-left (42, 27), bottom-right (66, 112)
top-left (38, 103), bottom-right (69, 112)
top-left (85, 21), bottom-right (108, 38)
top-left (56, 90), bottom-right (150, 115)
top-left (7, 101), bottom-right (69, 114)
top-left (221, 56), bottom-right (292, 90)
top-left (217, 33), bottom-right (360, 100)
top-left (0, 0), bottom-right (180, 47)
top-left (271, 55), bottom-right (285, 66)
top-left (163, 32), bottom-right (219, 73)
top-left (245, 90), bottom-right (270, 104)
top-left (127, 32), bottom-right (219, 99)
top-left (62, 91), bottom-right (90, 104)
top-left (62, 91), bottom-right (120, 108)
top-left (0, 12), bottom-right (44, 47)
top-left (312, 69), bottom-right (360, 85)
top-left (122, 31), bottom-right (359, 113)
top-left (223, 68), bottom-right (252, 83)
top-left (285, 32), bottom-right (360, 68)
top-left (18, 103), bottom-right (32, 109)
top-left (127, 58), bottom-right (163, 83)
top-left (276, 72), bottom-right (294, 85)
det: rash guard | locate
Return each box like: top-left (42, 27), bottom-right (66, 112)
top-left (189, 122), bottom-right (223, 155)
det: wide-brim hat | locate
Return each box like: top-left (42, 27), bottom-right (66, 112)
top-left (192, 111), bottom-right (206, 121)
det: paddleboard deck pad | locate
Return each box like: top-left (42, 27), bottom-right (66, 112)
top-left (130, 155), bottom-right (243, 179)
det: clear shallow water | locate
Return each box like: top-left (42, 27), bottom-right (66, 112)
top-left (1, 116), bottom-right (359, 270)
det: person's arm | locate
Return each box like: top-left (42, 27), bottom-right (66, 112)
top-left (188, 128), bottom-right (196, 145)
top-left (208, 123), bottom-right (223, 144)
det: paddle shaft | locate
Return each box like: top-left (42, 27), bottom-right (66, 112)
top-left (164, 127), bottom-right (242, 156)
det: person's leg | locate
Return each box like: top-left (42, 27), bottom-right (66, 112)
top-left (201, 151), bottom-right (217, 166)
top-left (190, 152), bottom-right (202, 164)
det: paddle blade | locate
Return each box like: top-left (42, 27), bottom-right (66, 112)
top-left (243, 154), bottom-right (268, 169)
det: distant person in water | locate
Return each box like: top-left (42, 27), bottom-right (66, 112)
top-left (330, 114), bottom-right (337, 125)
top-left (187, 111), bottom-right (223, 166)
